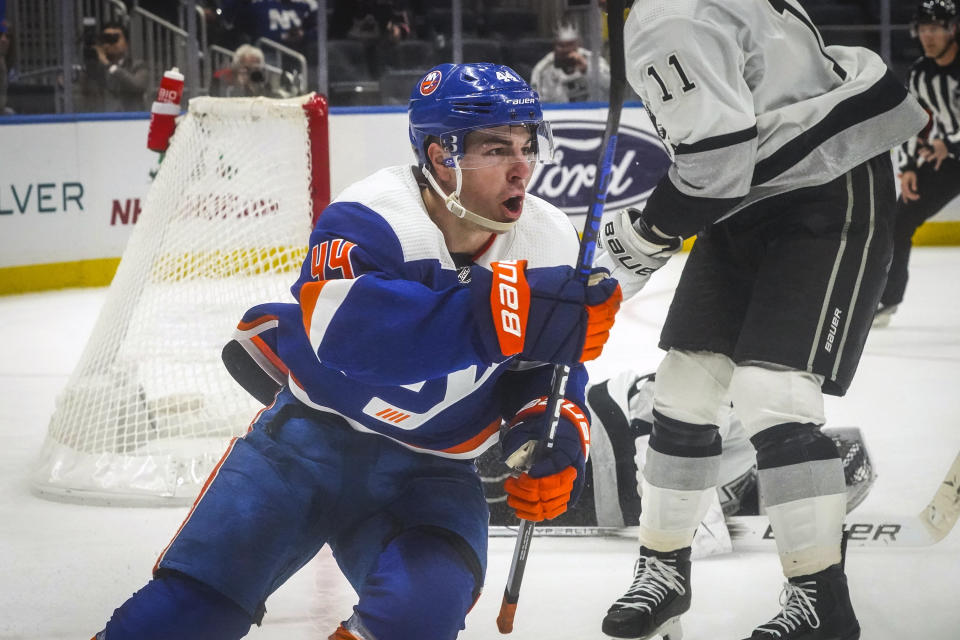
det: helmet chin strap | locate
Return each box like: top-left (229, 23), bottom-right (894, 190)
top-left (421, 158), bottom-right (518, 233)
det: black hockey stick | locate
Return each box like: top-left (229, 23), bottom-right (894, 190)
top-left (496, 1), bottom-right (628, 633)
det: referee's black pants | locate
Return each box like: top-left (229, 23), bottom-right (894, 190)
top-left (881, 157), bottom-right (960, 306)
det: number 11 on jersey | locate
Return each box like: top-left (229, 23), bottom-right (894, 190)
top-left (646, 53), bottom-right (697, 102)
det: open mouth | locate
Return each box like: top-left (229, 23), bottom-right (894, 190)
top-left (502, 195), bottom-right (524, 216)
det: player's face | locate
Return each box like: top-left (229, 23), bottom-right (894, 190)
top-left (917, 22), bottom-right (957, 58)
top-left (457, 125), bottom-right (536, 225)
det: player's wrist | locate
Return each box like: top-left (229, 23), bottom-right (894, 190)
top-left (596, 207), bottom-right (680, 299)
top-left (629, 209), bottom-right (683, 253)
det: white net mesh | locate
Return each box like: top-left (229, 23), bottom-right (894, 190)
top-left (33, 95), bottom-right (325, 505)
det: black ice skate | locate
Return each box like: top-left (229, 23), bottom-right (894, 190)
top-left (743, 562), bottom-right (860, 640)
top-left (602, 546), bottom-right (691, 640)
top-left (871, 303), bottom-right (897, 328)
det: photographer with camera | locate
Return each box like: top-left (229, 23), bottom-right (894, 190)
top-left (78, 19), bottom-right (148, 112)
top-left (211, 44), bottom-right (283, 98)
top-left (530, 22), bottom-right (610, 103)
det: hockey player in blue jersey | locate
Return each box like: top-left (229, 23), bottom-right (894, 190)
top-left (92, 63), bottom-right (622, 640)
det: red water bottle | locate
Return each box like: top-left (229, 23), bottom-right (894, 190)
top-left (147, 67), bottom-right (185, 152)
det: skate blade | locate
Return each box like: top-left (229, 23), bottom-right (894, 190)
top-left (657, 616), bottom-right (683, 640)
top-left (606, 616), bottom-right (683, 640)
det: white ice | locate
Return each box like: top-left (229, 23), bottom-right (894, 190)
top-left (1, 249), bottom-right (959, 639)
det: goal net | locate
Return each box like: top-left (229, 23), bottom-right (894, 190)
top-left (33, 94), bottom-right (330, 505)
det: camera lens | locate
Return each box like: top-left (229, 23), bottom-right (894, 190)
top-left (250, 69), bottom-right (264, 83)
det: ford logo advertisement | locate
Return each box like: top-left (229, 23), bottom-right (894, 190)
top-left (529, 119), bottom-right (670, 216)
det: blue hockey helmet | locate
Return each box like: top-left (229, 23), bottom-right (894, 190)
top-left (408, 62), bottom-right (555, 170)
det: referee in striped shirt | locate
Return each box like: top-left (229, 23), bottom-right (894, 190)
top-left (878, 0), bottom-right (960, 326)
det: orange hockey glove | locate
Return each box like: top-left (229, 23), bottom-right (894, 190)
top-left (500, 396), bottom-right (590, 522)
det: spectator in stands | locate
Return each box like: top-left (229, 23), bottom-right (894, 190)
top-left (530, 23), bottom-right (610, 103)
top-left (0, 20), bottom-right (13, 115)
top-left (77, 20), bottom-right (148, 112)
top-left (211, 44), bottom-right (284, 98)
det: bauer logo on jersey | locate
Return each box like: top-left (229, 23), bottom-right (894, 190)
top-left (528, 120), bottom-right (670, 215)
top-left (419, 70), bottom-right (442, 96)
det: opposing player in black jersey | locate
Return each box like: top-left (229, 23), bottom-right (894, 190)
top-left (876, 0), bottom-right (960, 327)
top-left (594, 1), bottom-right (927, 639)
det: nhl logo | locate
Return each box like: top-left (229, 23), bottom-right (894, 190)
top-left (457, 266), bottom-right (471, 284)
top-left (420, 70), bottom-right (442, 96)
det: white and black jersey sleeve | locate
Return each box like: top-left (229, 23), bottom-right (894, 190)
top-left (626, 0), bottom-right (928, 238)
top-left (625, 13), bottom-right (758, 236)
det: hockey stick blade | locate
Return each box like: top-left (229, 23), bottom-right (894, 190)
top-left (732, 450), bottom-right (960, 548)
top-left (489, 451), bottom-right (960, 548)
top-left (496, 1), bottom-right (628, 634)
top-left (491, 510), bottom-right (953, 548)
top-left (728, 514), bottom-right (951, 549)
top-left (920, 450), bottom-right (960, 543)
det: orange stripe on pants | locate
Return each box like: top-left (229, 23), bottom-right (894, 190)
top-left (152, 437), bottom-right (240, 573)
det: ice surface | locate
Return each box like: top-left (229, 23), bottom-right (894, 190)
top-left (1, 249), bottom-right (958, 639)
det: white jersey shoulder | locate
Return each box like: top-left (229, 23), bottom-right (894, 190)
top-left (332, 165), bottom-right (456, 269)
top-left (333, 166), bottom-right (579, 271)
top-left (626, 0), bottom-right (927, 202)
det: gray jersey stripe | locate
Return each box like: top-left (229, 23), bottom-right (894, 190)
top-left (807, 172), bottom-right (854, 371)
top-left (833, 162), bottom-right (875, 380)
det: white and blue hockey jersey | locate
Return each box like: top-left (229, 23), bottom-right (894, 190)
top-left (231, 165), bottom-right (586, 459)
